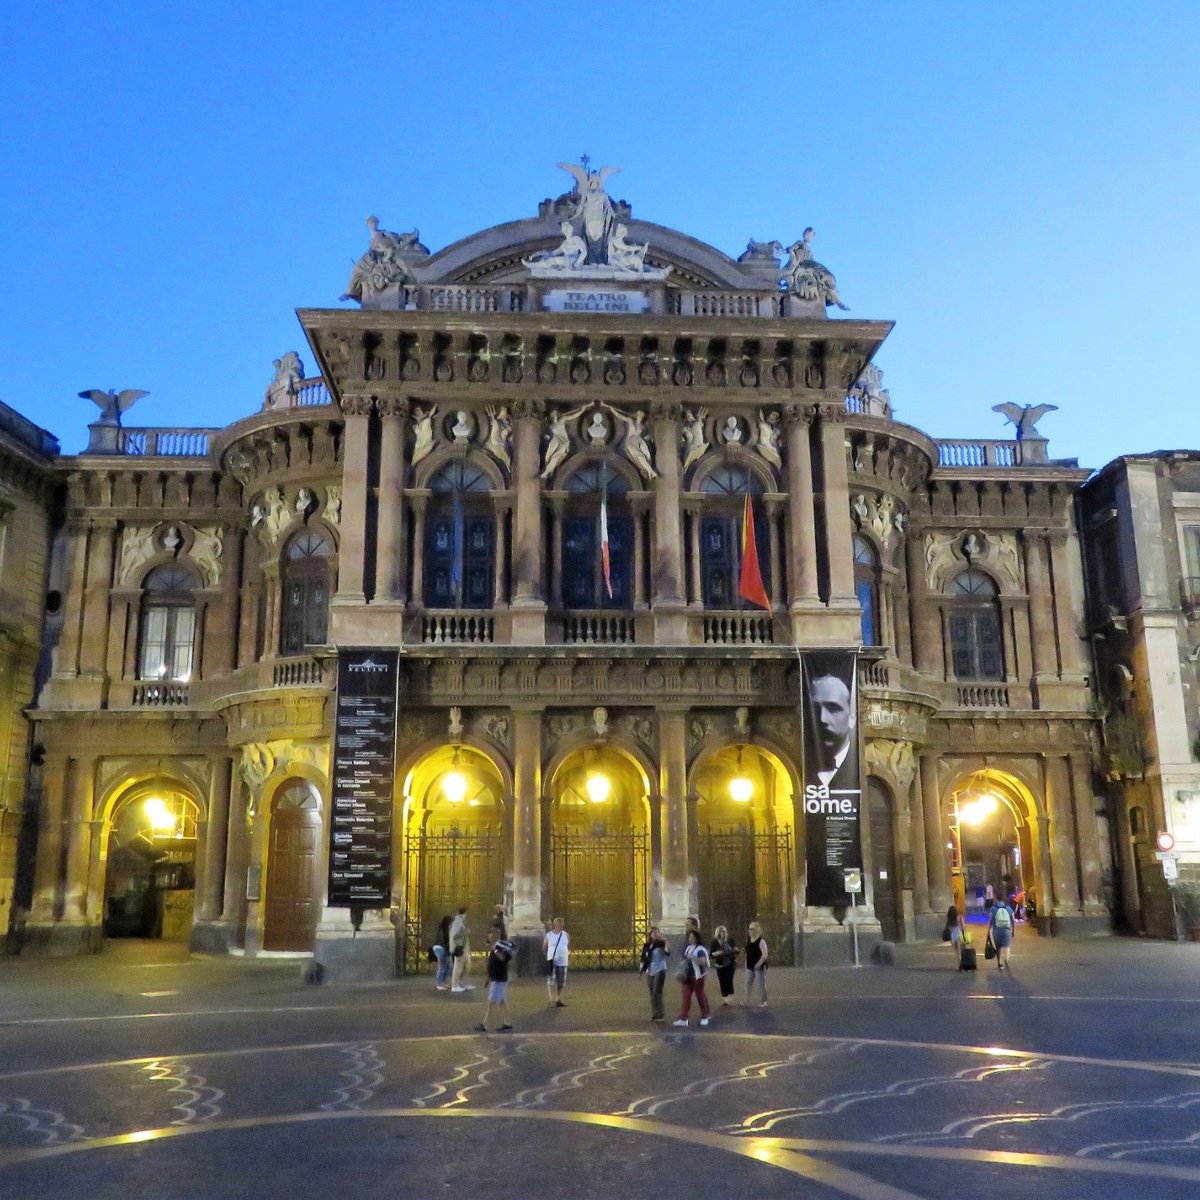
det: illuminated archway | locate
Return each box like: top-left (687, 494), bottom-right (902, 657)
top-left (546, 743), bottom-right (650, 966)
top-left (945, 767), bottom-right (1044, 920)
top-left (400, 743), bottom-right (507, 974)
top-left (692, 743), bottom-right (797, 964)
top-left (102, 779), bottom-right (202, 941)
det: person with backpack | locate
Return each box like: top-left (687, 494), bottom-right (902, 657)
top-left (987, 892), bottom-right (1015, 970)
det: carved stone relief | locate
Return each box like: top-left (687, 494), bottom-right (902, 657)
top-left (117, 526), bottom-right (158, 585)
top-left (190, 525), bottom-right (223, 587)
top-left (865, 738), bottom-right (917, 792)
top-left (924, 530), bottom-right (1023, 592)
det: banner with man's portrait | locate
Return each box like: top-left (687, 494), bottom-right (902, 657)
top-left (801, 650), bottom-right (863, 906)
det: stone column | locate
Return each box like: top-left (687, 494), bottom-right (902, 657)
top-left (215, 524), bottom-right (242, 673)
top-left (1024, 530), bottom-right (1057, 679)
top-left (634, 505), bottom-right (650, 609)
top-left (766, 498), bottom-right (783, 608)
top-left (511, 709), bottom-right (543, 945)
top-left (907, 768), bottom-right (931, 916)
top-left (907, 532), bottom-right (943, 678)
top-left (197, 756), bottom-right (232, 922)
top-left (28, 751), bottom-right (68, 924)
top-left (335, 395), bottom-right (373, 603)
top-left (55, 519), bottom-right (89, 676)
top-left (818, 404), bottom-right (856, 603)
top-left (658, 710), bottom-right (690, 935)
top-left (548, 501), bottom-right (564, 608)
top-left (1045, 754), bottom-right (1082, 916)
top-left (492, 501), bottom-right (509, 607)
top-left (510, 399), bottom-right (546, 642)
top-left (651, 402), bottom-right (686, 642)
top-left (61, 757), bottom-right (95, 926)
top-left (1068, 751), bottom-right (1105, 912)
top-left (220, 767), bottom-right (250, 945)
top-left (920, 753), bottom-right (951, 911)
top-left (409, 494), bottom-right (427, 608)
top-left (374, 397), bottom-right (409, 605)
top-left (686, 506), bottom-right (702, 608)
top-left (783, 405), bottom-right (819, 609)
top-left (1049, 532), bottom-right (1085, 675)
top-left (237, 553), bottom-right (262, 670)
top-left (78, 520), bottom-right (118, 676)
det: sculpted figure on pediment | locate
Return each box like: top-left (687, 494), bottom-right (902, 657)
top-left (782, 228), bottom-right (849, 311)
top-left (341, 216), bottom-right (424, 305)
top-left (411, 405), bottom-right (438, 467)
top-left (541, 404), bottom-right (587, 480)
top-left (264, 352), bottom-right (304, 411)
top-left (324, 484), bottom-right (342, 526)
top-left (681, 407), bottom-right (709, 473)
top-left (865, 738), bottom-right (917, 791)
top-left (118, 526), bottom-right (158, 585)
top-left (754, 409), bottom-right (782, 469)
top-left (611, 407), bottom-right (658, 481)
top-left (251, 486), bottom-right (289, 547)
top-left (484, 405), bottom-right (512, 472)
top-left (190, 526), bottom-right (223, 587)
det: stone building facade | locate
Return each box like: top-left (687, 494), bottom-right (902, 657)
top-left (0, 401), bottom-right (59, 935)
top-left (14, 167), bottom-right (1110, 969)
top-left (1080, 452), bottom-right (1200, 936)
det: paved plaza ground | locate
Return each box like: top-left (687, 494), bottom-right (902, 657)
top-left (4, 930), bottom-right (1200, 1199)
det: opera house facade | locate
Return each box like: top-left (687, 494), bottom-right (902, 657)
top-left (9, 165), bottom-right (1109, 973)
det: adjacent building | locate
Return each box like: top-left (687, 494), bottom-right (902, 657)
top-left (1081, 452), bottom-right (1200, 935)
top-left (8, 165), bottom-right (1111, 971)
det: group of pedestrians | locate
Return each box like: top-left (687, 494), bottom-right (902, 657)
top-left (430, 909), bottom-right (773, 1031)
top-left (944, 891), bottom-right (1017, 972)
top-left (639, 919), bottom-right (770, 1026)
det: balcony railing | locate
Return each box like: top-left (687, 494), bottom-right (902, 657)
top-left (560, 611), bottom-right (637, 645)
top-left (421, 612), bottom-right (496, 644)
top-left (115, 428), bottom-right (214, 457)
top-left (701, 612), bottom-right (774, 645)
top-left (954, 683), bottom-right (1011, 709)
top-left (937, 440), bottom-right (1018, 468)
top-left (131, 682), bottom-right (190, 707)
top-left (272, 657), bottom-right (328, 686)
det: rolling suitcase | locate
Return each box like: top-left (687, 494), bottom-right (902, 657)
top-left (959, 943), bottom-right (977, 971)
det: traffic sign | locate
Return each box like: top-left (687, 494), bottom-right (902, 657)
top-left (1157, 831), bottom-right (1175, 852)
top-left (844, 869), bottom-right (863, 894)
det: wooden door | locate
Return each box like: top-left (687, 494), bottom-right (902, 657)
top-left (264, 806), bottom-right (320, 951)
top-left (867, 779), bottom-right (902, 942)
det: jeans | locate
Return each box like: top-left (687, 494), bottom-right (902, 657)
top-left (745, 966), bottom-right (767, 1004)
top-left (646, 970), bottom-right (666, 1019)
top-left (432, 945), bottom-right (450, 986)
top-left (678, 975), bottom-right (710, 1021)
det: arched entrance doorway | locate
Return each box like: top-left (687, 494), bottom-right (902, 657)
top-left (263, 780), bottom-right (322, 951)
top-left (947, 768), bottom-right (1041, 923)
top-left (693, 745), bottom-right (796, 965)
top-left (104, 782), bottom-right (200, 941)
top-left (546, 747), bottom-right (649, 968)
top-left (866, 777), bottom-right (902, 942)
top-left (401, 745), bottom-right (506, 974)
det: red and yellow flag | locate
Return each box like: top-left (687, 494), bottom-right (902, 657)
top-left (738, 493), bottom-right (771, 610)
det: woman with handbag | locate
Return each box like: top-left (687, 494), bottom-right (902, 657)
top-left (543, 916), bottom-right (570, 1007)
top-left (673, 928), bottom-right (711, 1027)
top-left (710, 925), bottom-right (738, 1006)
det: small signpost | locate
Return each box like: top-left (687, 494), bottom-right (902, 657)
top-left (844, 869), bottom-right (863, 967)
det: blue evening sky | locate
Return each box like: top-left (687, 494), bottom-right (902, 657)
top-left (1, 2), bottom-right (1196, 467)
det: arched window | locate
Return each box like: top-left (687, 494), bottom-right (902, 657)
top-left (853, 536), bottom-right (880, 646)
top-left (947, 569), bottom-right (1003, 680)
top-left (281, 529), bottom-right (333, 654)
top-left (698, 465), bottom-right (769, 609)
top-left (561, 461), bottom-right (632, 609)
top-left (424, 462), bottom-right (494, 609)
top-left (138, 564), bottom-right (198, 681)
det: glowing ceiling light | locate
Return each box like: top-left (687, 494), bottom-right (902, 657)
top-left (144, 797), bottom-right (175, 833)
top-left (585, 773), bottom-right (611, 804)
top-left (442, 770), bottom-right (468, 804)
top-left (729, 775), bottom-right (754, 803)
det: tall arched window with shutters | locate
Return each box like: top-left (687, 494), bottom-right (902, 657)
top-left (853, 535), bottom-right (880, 646)
top-left (560, 461), bottom-right (633, 610)
top-left (946, 569), bottom-right (1004, 680)
top-left (698, 465), bottom-right (769, 610)
top-left (423, 462), bottom-right (494, 609)
top-left (138, 564), bottom-right (198, 680)
top-left (281, 529), bottom-right (333, 654)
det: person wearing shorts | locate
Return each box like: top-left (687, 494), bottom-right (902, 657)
top-left (988, 897), bottom-right (1015, 970)
top-left (475, 928), bottom-right (513, 1032)
top-left (543, 916), bottom-right (570, 1007)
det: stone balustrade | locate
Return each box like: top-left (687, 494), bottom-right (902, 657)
top-left (700, 612), bottom-right (775, 645)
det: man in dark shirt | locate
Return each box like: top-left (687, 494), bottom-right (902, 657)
top-left (475, 928), bottom-right (514, 1033)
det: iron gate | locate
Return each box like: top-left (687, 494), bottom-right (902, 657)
top-left (403, 827), bottom-right (502, 974)
top-left (697, 826), bottom-right (795, 966)
top-left (550, 828), bottom-right (648, 969)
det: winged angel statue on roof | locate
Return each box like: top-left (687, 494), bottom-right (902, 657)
top-left (556, 161), bottom-right (621, 264)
